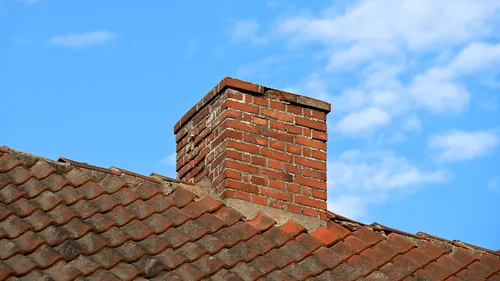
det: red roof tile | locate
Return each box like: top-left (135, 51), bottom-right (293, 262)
top-left (0, 146), bottom-right (499, 281)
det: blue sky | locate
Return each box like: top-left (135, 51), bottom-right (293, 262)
top-left (2, 0), bottom-right (499, 250)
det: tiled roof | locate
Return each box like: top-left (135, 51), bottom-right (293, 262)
top-left (0, 146), bottom-right (499, 281)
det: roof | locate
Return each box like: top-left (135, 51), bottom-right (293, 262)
top-left (1, 146), bottom-right (499, 281)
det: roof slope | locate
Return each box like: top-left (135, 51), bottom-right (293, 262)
top-left (0, 146), bottom-right (499, 281)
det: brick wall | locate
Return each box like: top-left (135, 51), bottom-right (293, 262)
top-left (174, 77), bottom-right (331, 219)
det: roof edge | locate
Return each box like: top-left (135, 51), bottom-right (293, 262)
top-left (173, 77), bottom-right (332, 134)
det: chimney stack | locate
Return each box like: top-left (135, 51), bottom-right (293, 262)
top-left (174, 77), bottom-right (330, 218)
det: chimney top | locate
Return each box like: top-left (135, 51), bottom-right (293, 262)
top-left (174, 77), bottom-right (331, 134)
top-left (174, 77), bottom-right (331, 219)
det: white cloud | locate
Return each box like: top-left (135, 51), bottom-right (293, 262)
top-left (47, 30), bottom-right (117, 49)
top-left (402, 116), bottom-right (422, 132)
top-left (229, 20), bottom-right (267, 45)
top-left (488, 178), bottom-right (499, 190)
top-left (336, 107), bottom-right (390, 135)
top-left (428, 130), bottom-right (500, 162)
top-left (161, 153), bottom-right (177, 166)
top-left (327, 149), bottom-right (449, 220)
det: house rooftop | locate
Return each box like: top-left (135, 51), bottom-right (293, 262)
top-left (1, 146), bottom-right (499, 280)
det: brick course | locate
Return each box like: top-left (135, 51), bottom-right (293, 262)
top-left (174, 77), bottom-right (331, 218)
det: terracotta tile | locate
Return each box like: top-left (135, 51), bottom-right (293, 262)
top-left (404, 248), bottom-right (435, 267)
top-left (292, 255), bottom-right (329, 278)
top-left (0, 154), bottom-right (22, 173)
top-left (30, 160), bottom-right (56, 179)
top-left (108, 262), bottom-right (141, 281)
top-left (99, 227), bottom-right (131, 247)
top-left (353, 227), bottom-right (383, 246)
top-left (435, 254), bottom-right (466, 273)
top-left (40, 174), bottom-right (70, 193)
top-left (210, 269), bottom-right (245, 281)
top-left (68, 255), bottom-right (102, 276)
top-left (318, 262), bottom-right (360, 281)
top-left (9, 197), bottom-right (38, 217)
top-left (43, 260), bottom-right (82, 281)
top-left (418, 241), bottom-right (447, 260)
top-left (125, 200), bottom-right (156, 220)
top-left (449, 247), bottom-right (477, 266)
top-left (120, 219), bottom-right (155, 241)
top-left (265, 240), bottom-right (309, 268)
top-left (192, 255), bottom-right (225, 277)
top-left (345, 235), bottom-right (370, 253)
top-left (153, 249), bottom-right (188, 269)
top-left (64, 168), bottom-right (92, 187)
top-left (280, 259), bottom-right (317, 280)
top-left (230, 262), bottom-right (265, 281)
top-left (162, 207), bottom-right (190, 226)
top-left (0, 204), bottom-right (15, 220)
top-left (75, 232), bottom-right (108, 254)
top-left (196, 235), bottom-right (226, 255)
top-left (4, 166), bottom-right (34, 186)
top-left (24, 210), bottom-right (56, 231)
top-left (86, 269), bottom-right (122, 281)
top-left (380, 255), bottom-right (419, 280)
top-left (48, 204), bottom-right (78, 225)
top-left (16, 270), bottom-right (51, 281)
top-left (176, 242), bottom-right (208, 261)
top-left (56, 186), bottom-right (85, 205)
top-left (0, 262), bottom-right (14, 280)
top-left (412, 262), bottom-right (452, 281)
top-left (16, 179), bottom-right (47, 199)
top-left (347, 254), bottom-right (377, 278)
top-left (33, 191), bottom-right (63, 211)
top-left (213, 206), bottom-right (244, 226)
top-left (0, 215), bottom-right (33, 238)
top-left (265, 269), bottom-right (299, 281)
top-left (168, 187), bottom-right (196, 208)
top-left (90, 194), bottom-right (120, 213)
top-left (142, 213), bottom-right (174, 234)
top-left (365, 270), bottom-right (390, 281)
top-left (77, 182), bottom-right (105, 199)
top-left (98, 175), bottom-right (127, 193)
top-left (247, 212), bottom-right (276, 231)
top-left (280, 220), bottom-right (306, 236)
top-left (480, 253), bottom-right (500, 271)
top-left (12, 231), bottom-right (44, 254)
top-left (4, 254), bottom-right (37, 275)
top-left (295, 233), bottom-right (324, 254)
top-left (90, 248), bottom-right (123, 269)
top-left (249, 255), bottom-right (279, 275)
top-left (0, 239), bottom-right (19, 260)
top-left (132, 255), bottom-right (167, 277)
top-left (131, 182), bottom-right (161, 200)
top-left (487, 275), bottom-right (500, 281)
top-left (111, 188), bottom-right (140, 206)
top-left (85, 213), bottom-right (117, 233)
top-left (330, 241), bottom-right (356, 260)
top-left (387, 233), bottom-right (416, 254)
top-left (114, 241), bottom-right (147, 262)
top-left (460, 261), bottom-right (495, 279)
top-left (360, 242), bottom-right (396, 268)
top-left (0, 184), bottom-right (27, 204)
top-left (150, 272), bottom-right (184, 281)
top-left (145, 194), bottom-right (177, 213)
top-left (69, 199), bottom-right (99, 219)
top-left (136, 235), bottom-right (169, 255)
top-left (326, 221), bottom-right (351, 239)
top-left (312, 247), bottom-right (343, 270)
top-left (104, 205), bottom-right (136, 226)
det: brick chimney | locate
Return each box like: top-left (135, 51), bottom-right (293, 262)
top-left (174, 77), bottom-right (331, 218)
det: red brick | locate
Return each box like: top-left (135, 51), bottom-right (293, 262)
top-left (262, 169), bottom-right (286, 181)
top-left (262, 108), bottom-right (293, 122)
top-left (295, 195), bottom-right (326, 209)
top-left (287, 203), bottom-right (302, 214)
top-left (251, 176), bottom-right (267, 186)
top-left (262, 128), bottom-right (294, 143)
top-left (269, 140), bottom-right (285, 151)
top-left (270, 100), bottom-right (286, 111)
top-left (253, 136), bottom-right (268, 147)
top-left (268, 159), bottom-right (284, 170)
top-left (286, 184), bottom-right (302, 194)
top-left (224, 189), bottom-right (251, 201)
top-left (303, 208), bottom-right (319, 217)
top-left (226, 119), bottom-right (260, 134)
top-left (261, 188), bottom-right (292, 201)
top-left (251, 156), bottom-right (266, 167)
top-left (295, 176), bottom-right (326, 190)
top-left (225, 160), bottom-right (260, 174)
top-left (311, 110), bottom-right (327, 121)
top-left (227, 92), bottom-right (243, 100)
top-left (226, 140), bottom-right (260, 155)
top-left (226, 99), bottom-right (260, 114)
top-left (287, 105), bottom-right (303, 115)
top-left (269, 180), bottom-right (285, 190)
top-left (269, 199), bottom-right (285, 209)
top-left (225, 169), bottom-right (242, 180)
top-left (262, 148), bottom-right (293, 163)
top-left (295, 157), bottom-right (326, 170)
top-left (286, 125), bottom-right (302, 135)
top-left (295, 136), bottom-right (326, 150)
top-left (311, 150), bottom-right (327, 161)
top-left (270, 120), bottom-right (286, 131)
top-left (312, 130), bottom-right (328, 141)
top-left (211, 129), bottom-right (243, 148)
top-left (251, 195), bottom-right (267, 206)
top-left (285, 164), bottom-right (301, 175)
top-left (286, 144), bottom-right (302, 155)
top-left (252, 116), bottom-right (268, 126)
top-left (254, 96), bottom-right (268, 106)
top-left (311, 189), bottom-right (327, 200)
top-left (225, 179), bottom-right (259, 194)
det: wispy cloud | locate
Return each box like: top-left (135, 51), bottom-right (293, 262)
top-left (327, 149), bottom-right (449, 220)
top-left (428, 130), bottom-right (500, 163)
top-left (336, 107), bottom-right (390, 135)
top-left (229, 20), bottom-right (268, 45)
top-left (46, 30), bottom-right (117, 49)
